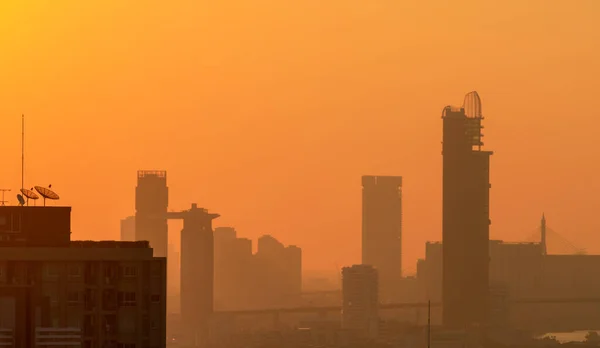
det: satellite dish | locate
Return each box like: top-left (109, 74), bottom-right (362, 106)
top-left (20, 188), bottom-right (39, 206)
top-left (34, 186), bottom-right (60, 206)
top-left (20, 188), bottom-right (39, 200)
top-left (17, 194), bottom-right (25, 206)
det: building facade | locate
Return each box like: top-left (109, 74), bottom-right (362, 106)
top-left (361, 175), bottom-right (403, 303)
top-left (0, 206), bottom-right (167, 348)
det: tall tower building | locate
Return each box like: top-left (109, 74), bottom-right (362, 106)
top-left (135, 170), bottom-right (168, 257)
top-left (174, 204), bottom-right (219, 347)
top-left (342, 264), bottom-right (379, 339)
top-left (441, 91), bottom-right (492, 329)
top-left (361, 175), bottom-right (403, 302)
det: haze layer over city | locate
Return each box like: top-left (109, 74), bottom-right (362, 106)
top-left (2, 2), bottom-right (600, 347)
top-left (2, 1), bottom-right (599, 273)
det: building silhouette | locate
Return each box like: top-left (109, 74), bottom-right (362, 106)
top-left (120, 215), bottom-right (135, 241)
top-left (341, 264), bottom-right (379, 339)
top-left (254, 235), bottom-right (302, 309)
top-left (441, 91), bottom-right (492, 329)
top-left (213, 231), bottom-right (302, 311)
top-left (361, 175), bottom-right (403, 302)
top-left (170, 204), bottom-right (219, 347)
top-left (135, 170), bottom-right (168, 257)
top-left (0, 205), bottom-right (166, 347)
top-left (418, 215), bottom-right (600, 332)
top-left (214, 227), bottom-right (253, 310)
top-left (167, 243), bottom-right (180, 313)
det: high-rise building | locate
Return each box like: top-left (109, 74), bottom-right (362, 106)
top-left (0, 205), bottom-right (167, 347)
top-left (174, 204), bottom-right (219, 347)
top-left (214, 227), bottom-right (254, 311)
top-left (254, 235), bottom-right (303, 309)
top-left (135, 170), bottom-right (168, 258)
top-left (342, 264), bottom-right (379, 339)
top-left (441, 91), bottom-right (492, 328)
top-left (120, 215), bottom-right (135, 241)
top-left (213, 231), bottom-right (301, 311)
top-left (361, 175), bottom-right (402, 302)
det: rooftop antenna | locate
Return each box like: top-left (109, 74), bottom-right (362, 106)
top-left (21, 114), bottom-right (24, 193)
top-left (34, 185), bottom-right (59, 206)
top-left (0, 189), bottom-right (11, 206)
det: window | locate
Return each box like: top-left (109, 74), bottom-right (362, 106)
top-left (44, 264), bottom-right (59, 277)
top-left (117, 344), bottom-right (136, 348)
top-left (67, 291), bottom-right (81, 305)
top-left (150, 265), bottom-right (161, 278)
top-left (118, 292), bottom-right (136, 306)
top-left (0, 213), bottom-right (21, 233)
top-left (68, 264), bottom-right (82, 278)
top-left (150, 294), bottom-right (160, 303)
top-left (117, 344), bottom-right (133, 348)
top-left (121, 266), bottom-right (137, 278)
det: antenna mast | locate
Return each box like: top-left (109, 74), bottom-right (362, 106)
top-left (21, 114), bottom-right (24, 192)
top-left (0, 189), bottom-right (11, 206)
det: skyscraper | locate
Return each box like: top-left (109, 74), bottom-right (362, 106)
top-left (135, 170), bottom-right (168, 257)
top-left (175, 204), bottom-right (219, 347)
top-left (361, 175), bottom-right (403, 302)
top-left (441, 91), bottom-right (492, 328)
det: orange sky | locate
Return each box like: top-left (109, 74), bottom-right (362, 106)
top-left (1, 1), bottom-right (599, 273)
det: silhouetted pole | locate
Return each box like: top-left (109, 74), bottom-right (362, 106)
top-left (427, 300), bottom-right (431, 348)
top-left (21, 114), bottom-right (24, 193)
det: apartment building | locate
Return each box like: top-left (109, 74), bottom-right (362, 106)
top-left (0, 205), bottom-right (166, 348)
top-left (341, 264), bottom-right (379, 340)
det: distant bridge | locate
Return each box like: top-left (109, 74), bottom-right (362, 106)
top-left (214, 297), bottom-right (600, 316)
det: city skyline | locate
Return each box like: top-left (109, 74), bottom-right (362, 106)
top-left (1, 1), bottom-right (599, 272)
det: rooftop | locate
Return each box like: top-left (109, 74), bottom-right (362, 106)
top-left (70, 240), bottom-right (150, 248)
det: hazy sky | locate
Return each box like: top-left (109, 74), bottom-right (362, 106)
top-left (1, 1), bottom-right (599, 272)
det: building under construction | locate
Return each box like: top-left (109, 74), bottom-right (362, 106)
top-left (441, 91), bottom-right (492, 329)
